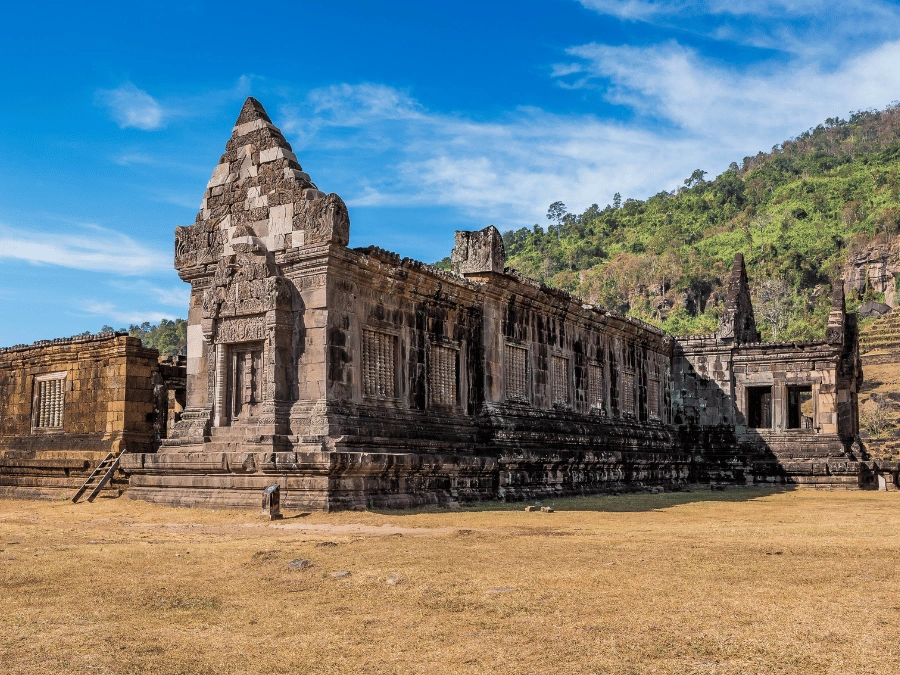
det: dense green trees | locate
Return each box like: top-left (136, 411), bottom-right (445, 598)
top-left (499, 104), bottom-right (900, 340)
top-left (99, 319), bottom-right (187, 356)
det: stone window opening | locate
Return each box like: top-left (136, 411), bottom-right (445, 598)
top-left (622, 370), bottom-right (635, 416)
top-left (363, 328), bottom-right (398, 399)
top-left (551, 355), bottom-right (570, 406)
top-left (429, 344), bottom-right (459, 407)
top-left (648, 377), bottom-right (660, 420)
top-left (588, 363), bottom-right (604, 412)
top-left (505, 344), bottom-right (528, 402)
top-left (787, 385), bottom-right (814, 430)
top-left (33, 372), bottom-right (66, 431)
top-left (747, 386), bottom-right (772, 429)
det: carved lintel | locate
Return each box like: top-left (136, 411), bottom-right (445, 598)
top-left (298, 273), bottom-right (327, 290)
top-left (216, 316), bottom-right (267, 344)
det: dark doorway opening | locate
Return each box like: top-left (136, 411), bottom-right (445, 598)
top-left (787, 385), bottom-right (813, 429)
top-left (747, 386), bottom-right (772, 428)
top-left (226, 342), bottom-right (264, 424)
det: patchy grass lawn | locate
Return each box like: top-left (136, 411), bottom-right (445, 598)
top-left (1, 488), bottom-right (900, 674)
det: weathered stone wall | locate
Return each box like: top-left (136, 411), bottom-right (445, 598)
top-left (0, 334), bottom-right (178, 499)
top-left (316, 243), bottom-right (681, 503)
top-left (324, 246), bottom-right (483, 451)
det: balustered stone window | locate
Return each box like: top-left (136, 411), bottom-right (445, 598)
top-left (505, 344), bottom-right (527, 401)
top-left (622, 370), bottom-right (635, 416)
top-left (363, 328), bottom-right (397, 398)
top-left (589, 363), bottom-right (604, 410)
top-left (429, 344), bottom-right (458, 407)
top-left (33, 372), bottom-right (66, 430)
top-left (551, 355), bottom-right (569, 406)
top-left (648, 377), bottom-right (660, 419)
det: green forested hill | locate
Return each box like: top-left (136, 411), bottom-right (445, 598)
top-left (490, 105), bottom-right (900, 340)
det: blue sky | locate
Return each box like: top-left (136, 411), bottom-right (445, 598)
top-left (2, 0), bottom-right (900, 346)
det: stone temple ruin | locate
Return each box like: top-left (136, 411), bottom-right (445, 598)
top-left (0, 97), bottom-right (889, 509)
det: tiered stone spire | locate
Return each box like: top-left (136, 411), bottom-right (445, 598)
top-left (716, 253), bottom-right (760, 344)
top-left (174, 97), bottom-right (349, 273)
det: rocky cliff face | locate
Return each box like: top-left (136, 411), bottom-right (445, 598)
top-left (845, 238), bottom-right (900, 312)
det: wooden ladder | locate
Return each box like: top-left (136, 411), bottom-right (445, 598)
top-left (72, 452), bottom-right (122, 503)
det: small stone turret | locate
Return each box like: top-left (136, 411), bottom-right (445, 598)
top-left (826, 280), bottom-right (847, 345)
top-left (716, 253), bottom-right (760, 344)
top-left (450, 225), bottom-right (506, 276)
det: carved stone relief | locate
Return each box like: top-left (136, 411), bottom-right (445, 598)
top-left (202, 252), bottom-right (293, 321)
top-left (293, 193), bottom-right (350, 246)
top-left (216, 316), bottom-right (267, 344)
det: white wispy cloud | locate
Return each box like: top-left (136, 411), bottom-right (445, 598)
top-left (113, 152), bottom-right (208, 174)
top-left (80, 301), bottom-right (177, 326)
top-left (96, 82), bottom-right (165, 130)
top-left (108, 280), bottom-right (190, 308)
top-left (0, 223), bottom-right (170, 275)
top-left (577, 1), bottom-right (900, 58)
top-left (96, 76), bottom-right (254, 132)
top-left (282, 90), bottom-right (678, 225)
top-left (281, 88), bottom-right (705, 226)
top-left (580, 0), bottom-right (897, 20)
top-left (277, 42), bottom-right (900, 230)
top-left (151, 286), bottom-right (190, 307)
top-left (556, 39), bottom-right (900, 146)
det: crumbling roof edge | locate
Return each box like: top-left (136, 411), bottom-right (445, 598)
top-left (348, 245), bottom-right (482, 290)
top-left (0, 332), bottom-right (131, 355)
top-left (675, 333), bottom-right (837, 350)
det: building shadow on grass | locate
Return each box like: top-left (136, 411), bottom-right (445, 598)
top-left (371, 485), bottom-right (797, 516)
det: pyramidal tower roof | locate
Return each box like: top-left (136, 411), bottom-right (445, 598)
top-left (223, 96), bottom-right (294, 161)
top-left (235, 96), bottom-right (272, 125)
top-left (173, 97), bottom-right (350, 273)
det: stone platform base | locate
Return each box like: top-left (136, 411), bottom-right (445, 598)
top-left (748, 458), bottom-right (883, 489)
top-left (0, 452), bottom-right (126, 501)
top-left (0, 486), bottom-right (124, 501)
top-left (122, 450), bottom-right (498, 511)
top-left (121, 448), bottom-right (890, 510)
top-left (497, 450), bottom-right (693, 501)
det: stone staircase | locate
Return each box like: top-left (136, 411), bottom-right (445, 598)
top-left (858, 312), bottom-right (900, 459)
top-left (859, 312), bottom-right (900, 363)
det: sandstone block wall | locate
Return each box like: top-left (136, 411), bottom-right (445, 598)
top-left (0, 334), bottom-right (181, 499)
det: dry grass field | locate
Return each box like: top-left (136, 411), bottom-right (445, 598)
top-left (2, 489), bottom-right (900, 675)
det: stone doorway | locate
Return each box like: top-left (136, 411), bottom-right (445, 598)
top-left (226, 342), bottom-right (264, 424)
top-left (747, 386), bottom-right (772, 429)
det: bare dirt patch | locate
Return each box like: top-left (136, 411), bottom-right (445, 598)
top-left (1, 489), bottom-right (900, 674)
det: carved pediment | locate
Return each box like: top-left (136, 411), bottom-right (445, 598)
top-left (294, 192), bottom-right (350, 246)
top-left (202, 251), bottom-right (292, 320)
top-left (175, 220), bottom-right (225, 269)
